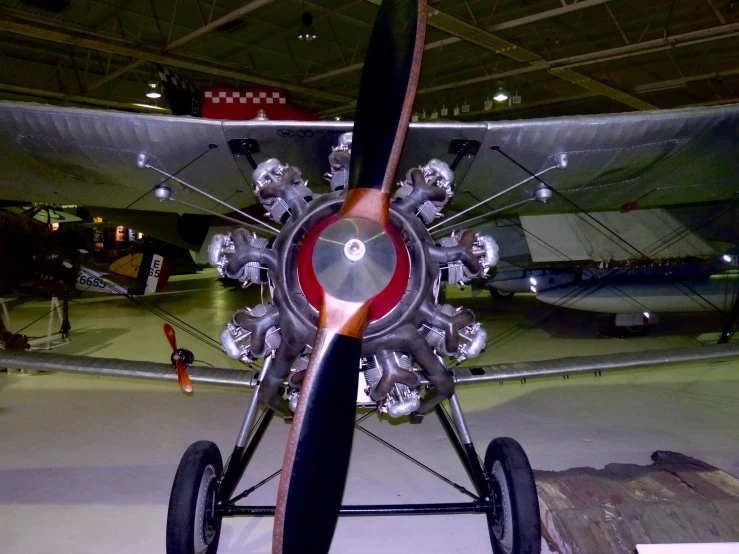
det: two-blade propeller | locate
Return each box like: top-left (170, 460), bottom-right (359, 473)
top-left (272, 0), bottom-right (427, 552)
top-left (163, 323), bottom-right (193, 394)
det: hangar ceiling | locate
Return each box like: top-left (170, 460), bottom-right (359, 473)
top-left (0, 0), bottom-right (737, 120)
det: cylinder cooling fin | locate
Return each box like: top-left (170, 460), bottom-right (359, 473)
top-left (207, 136), bottom-right (498, 418)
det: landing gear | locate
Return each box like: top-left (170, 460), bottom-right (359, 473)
top-left (489, 287), bottom-right (515, 301)
top-left (165, 388), bottom-right (542, 553)
top-left (624, 324), bottom-right (648, 336)
top-left (166, 441), bottom-right (223, 554)
top-left (608, 315), bottom-right (649, 337)
top-left (486, 438), bottom-right (541, 554)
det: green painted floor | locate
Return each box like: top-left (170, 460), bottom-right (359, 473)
top-left (1, 270), bottom-right (738, 553)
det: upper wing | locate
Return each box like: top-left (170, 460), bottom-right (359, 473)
top-left (0, 101), bottom-right (260, 214)
top-left (456, 103), bottom-right (739, 216)
top-left (0, 100), bottom-right (737, 216)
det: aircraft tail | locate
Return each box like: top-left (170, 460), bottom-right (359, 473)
top-left (108, 252), bottom-right (172, 295)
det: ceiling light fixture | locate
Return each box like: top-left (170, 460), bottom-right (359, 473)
top-left (297, 7), bottom-right (317, 41)
top-left (146, 81), bottom-right (161, 99)
top-left (494, 80), bottom-right (509, 102)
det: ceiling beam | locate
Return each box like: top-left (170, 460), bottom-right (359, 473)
top-left (704, 0), bottom-right (727, 25)
top-left (549, 68), bottom-right (657, 110)
top-left (486, 0), bottom-right (617, 32)
top-left (679, 96), bottom-right (739, 108)
top-left (89, 60), bottom-right (144, 91)
top-left (417, 22), bottom-right (739, 95)
top-left (0, 13), bottom-right (352, 103)
top-left (320, 101), bottom-right (357, 118)
top-left (305, 0), bottom-right (617, 83)
top-left (634, 66), bottom-right (739, 93)
top-left (363, 0), bottom-right (541, 63)
top-left (165, 0), bottom-right (274, 50)
top-left (604, 4), bottom-right (630, 45)
top-left (0, 81), bottom-right (172, 112)
top-left (87, 0), bottom-right (276, 91)
top-left (358, 2), bottom-right (654, 112)
top-left (458, 92), bottom-right (599, 118)
top-left (321, 63), bottom-right (739, 120)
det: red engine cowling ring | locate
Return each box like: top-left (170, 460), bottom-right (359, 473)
top-left (297, 215), bottom-right (410, 321)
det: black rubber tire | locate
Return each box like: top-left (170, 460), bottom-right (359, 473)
top-left (166, 441), bottom-right (223, 554)
top-left (489, 287), bottom-right (515, 301)
top-left (485, 437), bottom-right (541, 554)
top-left (624, 324), bottom-right (648, 336)
top-left (609, 315), bottom-right (650, 337)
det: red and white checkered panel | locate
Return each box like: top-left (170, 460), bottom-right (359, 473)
top-left (201, 86), bottom-right (317, 121)
top-left (204, 90), bottom-right (287, 105)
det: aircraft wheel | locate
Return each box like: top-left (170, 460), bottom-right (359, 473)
top-left (489, 287), bottom-right (515, 301)
top-left (609, 315), bottom-right (649, 337)
top-left (625, 324), bottom-right (648, 335)
top-left (485, 437), bottom-right (541, 554)
top-left (166, 441), bottom-right (223, 554)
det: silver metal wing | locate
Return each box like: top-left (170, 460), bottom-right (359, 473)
top-left (2, 344), bottom-right (739, 390)
top-left (1, 100), bottom-right (738, 217)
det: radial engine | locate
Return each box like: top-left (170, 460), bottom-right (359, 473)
top-left (208, 133), bottom-right (498, 419)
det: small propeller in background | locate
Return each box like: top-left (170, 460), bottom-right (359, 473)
top-left (163, 323), bottom-right (193, 394)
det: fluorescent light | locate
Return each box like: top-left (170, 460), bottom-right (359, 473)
top-left (529, 277), bottom-right (537, 285)
top-left (723, 254), bottom-right (732, 262)
top-left (132, 103), bottom-right (170, 111)
top-left (146, 91), bottom-right (161, 99)
top-left (530, 285), bottom-right (537, 293)
top-left (643, 312), bottom-right (650, 319)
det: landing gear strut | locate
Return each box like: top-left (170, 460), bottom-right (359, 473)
top-left (166, 379), bottom-right (541, 553)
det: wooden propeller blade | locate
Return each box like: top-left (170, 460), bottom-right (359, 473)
top-left (272, 1), bottom-right (426, 552)
top-left (175, 359), bottom-right (193, 394)
top-left (163, 323), bottom-right (177, 352)
top-left (348, 0), bottom-right (426, 196)
top-left (164, 323), bottom-right (192, 393)
top-left (273, 300), bottom-right (367, 553)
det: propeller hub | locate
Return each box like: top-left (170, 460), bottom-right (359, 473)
top-left (343, 239), bottom-right (366, 261)
top-left (312, 217), bottom-right (397, 303)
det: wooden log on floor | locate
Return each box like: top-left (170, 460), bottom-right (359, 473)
top-left (535, 451), bottom-right (739, 554)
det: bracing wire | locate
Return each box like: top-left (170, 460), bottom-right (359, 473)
top-left (491, 146), bottom-right (727, 315)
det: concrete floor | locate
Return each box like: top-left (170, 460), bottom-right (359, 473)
top-left (1, 270), bottom-right (738, 553)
